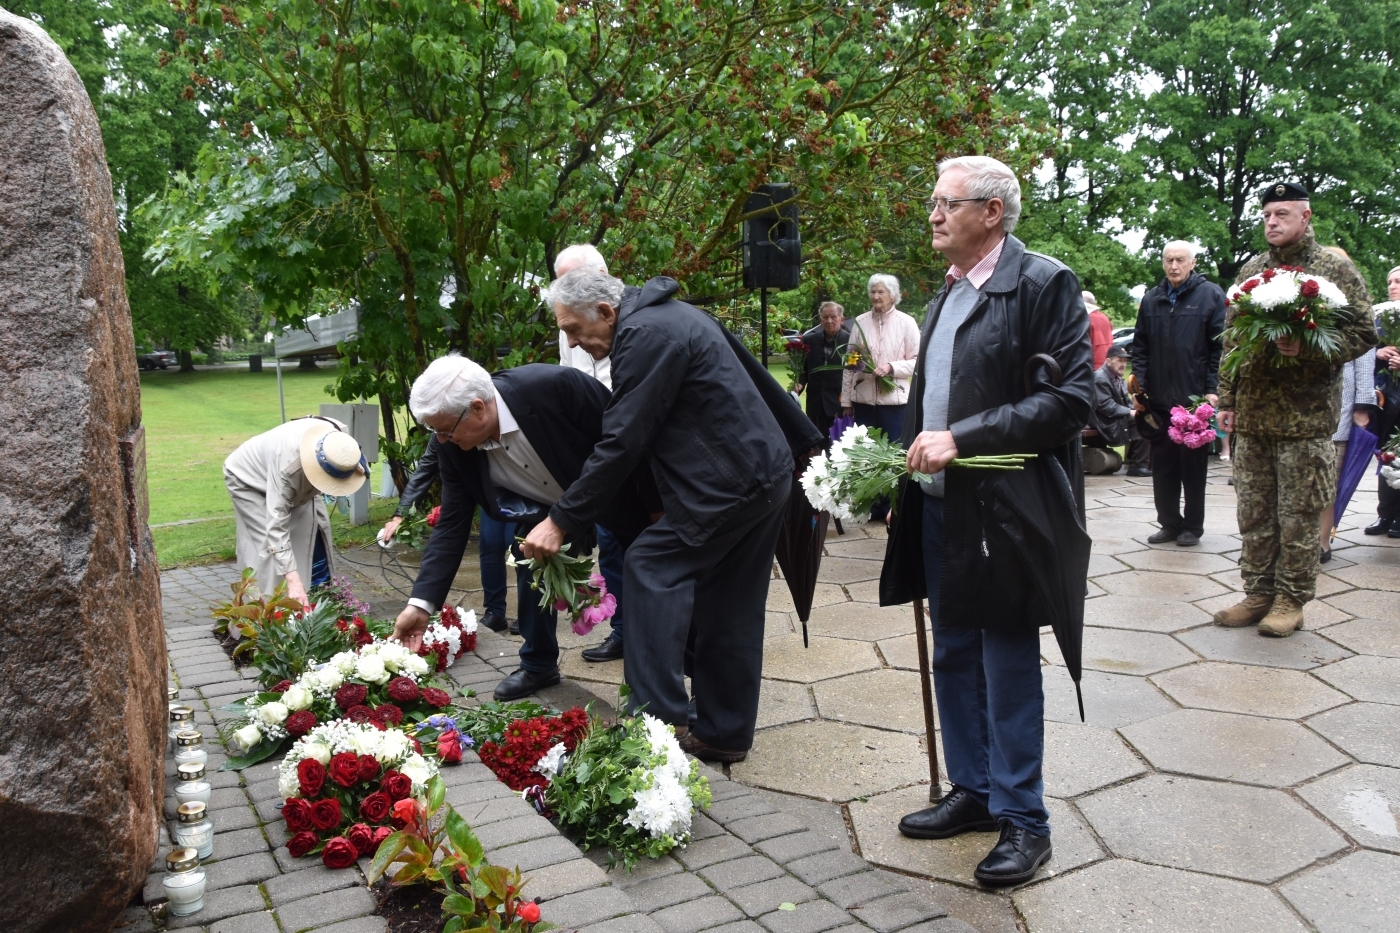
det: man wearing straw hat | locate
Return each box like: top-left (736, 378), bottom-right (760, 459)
top-left (224, 418), bottom-right (368, 607)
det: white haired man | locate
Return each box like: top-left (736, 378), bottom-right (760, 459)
top-left (1130, 240), bottom-right (1227, 546)
top-left (880, 155), bottom-right (1093, 886)
top-left (390, 354), bottom-right (657, 700)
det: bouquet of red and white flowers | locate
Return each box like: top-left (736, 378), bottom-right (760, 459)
top-left (783, 336), bottom-right (809, 391)
top-left (1168, 398), bottom-right (1217, 449)
top-left (1378, 431), bottom-right (1400, 491)
top-left (1222, 266), bottom-right (1349, 377)
top-left (420, 605), bottom-right (478, 672)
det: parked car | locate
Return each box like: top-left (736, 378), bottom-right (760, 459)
top-left (138, 349), bottom-right (177, 370)
top-left (1111, 326), bottom-right (1135, 350)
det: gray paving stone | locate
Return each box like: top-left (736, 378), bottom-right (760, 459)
top-left (245, 778), bottom-right (284, 803)
top-left (488, 835), bottom-right (588, 873)
top-left (203, 680), bottom-right (260, 700)
top-left (253, 795), bottom-right (285, 825)
top-left (192, 884), bottom-right (268, 924)
top-left (438, 761), bottom-right (500, 786)
top-left (1151, 661), bottom-right (1348, 719)
top-left (726, 876), bottom-right (820, 918)
top-left (756, 899), bottom-right (853, 933)
top-left (1175, 625), bottom-right (1353, 671)
top-left (277, 885), bottom-right (375, 932)
top-left (1121, 708), bottom-right (1349, 787)
top-left (210, 827), bottom-right (271, 862)
top-left (1314, 655), bottom-right (1400, 705)
top-left (699, 854), bottom-right (787, 891)
top-left (451, 795), bottom-right (540, 828)
top-left (473, 815), bottom-right (558, 850)
top-left (674, 834), bottom-right (756, 870)
top-left (537, 887), bottom-right (635, 927)
top-left (625, 871), bottom-right (715, 912)
top-left (1297, 764), bottom-right (1400, 854)
top-left (708, 778), bottom-right (753, 801)
top-left (1043, 721), bottom-right (1148, 798)
top-left (706, 795), bottom-right (781, 825)
top-left (690, 813), bottom-right (729, 840)
top-left (264, 863), bottom-right (363, 906)
top-left (610, 854), bottom-right (684, 887)
top-left (896, 921), bottom-right (978, 933)
top-left (444, 777), bottom-right (519, 806)
top-left (651, 894), bottom-right (746, 933)
top-left (1042, 666), bottom-right (1178, 730)
top-left (786, 850), bottom-right (872, 886)
top-left (1054, 627), bottom-right (1197, 676)
top-left (210, 912), bottom-right (280, 933)
top-left (755, 831), bottom-right (842, 864)
top-left (852, 892), bottom-right (947, 933)
top-left (201, 852), bottom-right (279, 891)
top-left (181, 669), bottom-right (246, 689)
top-left (704, 923), bottom-right (766, 933)
top-left (1309, 702), bottom-right (1400, 768)
top-left (816, 871), bottom-right (906, 910)
top-left (306, 920), bottom-right (388, 933)
top-left (519, 857), bottom-right (609, 901)
top-left (576, 916), bottom-right (665, 933)
top-left (1281, 850), bottom-right (1400, 933)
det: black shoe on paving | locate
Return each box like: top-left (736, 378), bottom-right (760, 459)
top-left (1126, 467), bottom-right (1152, 477)
top-left (580, 635), bottom-right (624, 663)
top-left (480, 611), bottom-right (508, 633)
top-left (897, 787), bottom-right (998, 840)
top-left (974, 822), bottom-right (1053, 887)
top-left (1365, 518), bottom-right (1394, 536)
top-left (1320, 548), bottom-right (1332, 564)
top-left (678, 731), bottom-right (747, 763)
top-left (1390, 526), bottom-right (1400, 540)
top-left (1147, 528), bottom-right (1178, 545)
top-left (1176, 531), bottom-right (1200, 547)
top-left (493, 668), bottom-right (560, 701)
top-left (508, 618), bottom-right (521, 637)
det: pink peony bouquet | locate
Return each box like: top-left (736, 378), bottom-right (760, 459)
top-left (1168, 400), bottom-right (1216, 448)
top-left (517, 547), bottom-right (617, 636)
top-left (567, 574), bottom-right (617, 637)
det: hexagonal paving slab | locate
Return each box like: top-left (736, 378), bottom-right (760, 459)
top-left (1094, 570), bottom-right (1229, 602)
top-left (1042, 666), bottom-right (1179, 729)
top-left (815, 557), bottom-right (883, 585)
top-left (732, 720), bottom-right (929, 802)
top-left (1151, 662), bottom-right (1349, 719)
top-left (754, 678), bottom-right (817, 730)
top-left (1115, 549), bottom-right (1237, 575)
top-left (1044, 627), bottom-right (1198, 676)
top-left (1120, 709), bottom-right (1349, 787)
top-left (1043, 721), bottom-right (1147, 798)
top-left (1281, 850), bottom-right (1400, 933)
top-left (1298, 764), bottom-right (1400, 854)
top-left (1077, 774), bottom-right (1346, 883)
top-left (1323, 618), bottom-right (1400, 659)
top-left (801, 600), bottom-right (915, 643)
top-left (761, 634), bottom-right (881, 684)
top-left (1086, 553), bottom-right (1130, 576)
top-left (1083, 594), bottom-right (1214, 634)
top-left (765, 581), bottom-right (848, 614)
top-left (1175, 625), bottom-right (1353, 671)
top-left (877, 631), bottom-right (923, 671)
top-left (1308, 703), bottom-right (1400, 768)
top-left (1326, 589), bottom-right (1400, 623)
top-left (1014, 859), bottom-right (1309, 933)
top-left (1313, 655), bottom-right (1400, 705)
top-left (813, 668), bottom-right (931, 734)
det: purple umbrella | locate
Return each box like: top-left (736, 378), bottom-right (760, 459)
top-left (1334, 423), bottom-right (1380, 525)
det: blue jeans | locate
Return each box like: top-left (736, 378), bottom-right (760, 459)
top-left (596, 524), bottom-right (625, 641)
top-left (854, 403), bottom-right (906, 519)
top-left (477, 510), bottom-right (515, 618)
top-left (921, 493), bottom-right (1049, 836)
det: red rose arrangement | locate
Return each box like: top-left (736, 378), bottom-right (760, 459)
top-left (334, 615), bottom-right (375, 648)
top-left (477, 708), bottom-right (589, 792)
top-left (282, 752), bottom-right (423, 869)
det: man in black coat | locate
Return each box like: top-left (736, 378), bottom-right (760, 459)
top-left (1084, 347), bottom-right (1149, 474)
top-left (880, 156), bottom-right (1093, 887)
top-left (522, 270), bottom-right (822, 762)
top-left (391, 356), bottom-right (655, 701)
top-left (793, 301), bottom-right (852, 443)
top-left (1130, 241), bottom-right (1226, 546)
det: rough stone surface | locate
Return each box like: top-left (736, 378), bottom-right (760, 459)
top-left (1151, 662), bottom-right (1348, 719)
top-left (1121, 709), bottom-right (1348, 786)
top-left (1297, 764), bottom-right (1400, 854)
top-left (0, 12), bottom-right (166, 933)
top-left (1280, 850), bottom-right (1400, 933)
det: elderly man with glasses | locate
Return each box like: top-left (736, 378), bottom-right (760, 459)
top-left (390, 354), bottom-right (657, 701)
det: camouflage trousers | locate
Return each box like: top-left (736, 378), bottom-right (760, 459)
top-left (1234, 433), bottom-right (1336, 604)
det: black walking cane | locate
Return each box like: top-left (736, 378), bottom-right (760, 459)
top-left (912, 596), bottom-right (943, 803)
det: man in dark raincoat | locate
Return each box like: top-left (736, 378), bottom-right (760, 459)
top-left (880, 156), bottom-right (1094, 887)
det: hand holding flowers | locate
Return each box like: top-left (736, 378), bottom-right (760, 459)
top-left (1168, 398), bottom-right (1217, 449)
top-left (1222, 267), bottom-right (1349, 377)
top-left (515, 547), bottom-right (616, 636)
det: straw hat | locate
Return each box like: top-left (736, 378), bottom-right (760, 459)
top-left (299, 420), bottom-right (367, 496)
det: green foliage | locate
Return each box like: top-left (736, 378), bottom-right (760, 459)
top-left (247, 600), bottom-right (355, 689)
top-left (210, 568), bottom-right (302, 642)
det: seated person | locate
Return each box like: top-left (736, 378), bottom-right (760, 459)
top-left (1084, 346), bottom-right (1147, 475)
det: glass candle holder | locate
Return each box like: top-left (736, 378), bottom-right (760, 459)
top-left (162, 847), bottom-right (206, 917)
top-left (172, 801), bottom-right (214, 860)
top-left (168, 686), bottom-right (179, 703)
top-left (174, 762), bottom-right (212, 808)
top-left (173, 731), bottom-right (208, 770)
top-left (168, 707), bottom-right (194, 754)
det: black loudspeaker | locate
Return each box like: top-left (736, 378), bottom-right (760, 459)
top-left (743, 183), bottom-right (801, 290)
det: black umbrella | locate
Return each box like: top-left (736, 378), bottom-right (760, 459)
top-left (773, 459), bottom-right (829, 647)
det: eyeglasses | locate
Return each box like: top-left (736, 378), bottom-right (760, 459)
top-left (926, 196), bottom-right (991, 214)
top-left (434, 408), bottom-right (468, 440)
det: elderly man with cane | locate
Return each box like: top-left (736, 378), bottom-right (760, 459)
top-left (880, 155), bottom-right (1093, 886)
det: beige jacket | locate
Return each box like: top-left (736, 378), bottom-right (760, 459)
top-left (839, 308), bottom-right (921, 406)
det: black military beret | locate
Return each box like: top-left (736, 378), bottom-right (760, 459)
top-left (1260, 181), bottom-right (1310, 204)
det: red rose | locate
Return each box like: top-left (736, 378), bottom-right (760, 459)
top-left (371, 704), bottom-right (404, 728)
top-left (1301, 279), bottom-right (1321, 298)
top-left (1261, 267), bottom-right (1277, 282)
top-left (1241, 278), bottom-right (1260, 292)
top-left (437, 730), bottom-right (462, 764)
top-left (334, 684), bottom-right (368, 711)
top-left (391, 797), bottom-right (419, 829)
top-left (329, 752), bottom-right (362, 788)
top-left (282, 797), bottom-right (314, 831)
top-left (310, 797), bottom-right (343, 831)
top-left (1307, 321), bottom-right (1318, 330)
top-left (321, 836), bottom-right (359, 870)
top-left (285, 710), bottom-right (317, 738)
top-left (297, 759), bottom-right (326, 798)
top-left (426, 505), bottom-right (441, 527)
top-left (287, 830), bottom-right (319, 859)
top-left (346, 704), bottom-right (374, 724)
top-left (357, 754), bottom-right (380, 782)
top-left (518, 902), bottom-right (541, 923)
top-left (359, 790), bottom-right (392, 823)
top-left (271, 679), bottom-right (293, 693)
top-left (421, 687), bottom-right (451, 708)
top-left (354, 630), bottom-right (374, 647)
top-left (336, 618), bottom-right (349, 632)
top-left (386, 677), bottom-right (420, 703)
top-left (347, 822), bottom-right (376, 857)
top-left (372, 826), bottom-right (394, 847)
top-left (381, 771), bottom-right (412, 801)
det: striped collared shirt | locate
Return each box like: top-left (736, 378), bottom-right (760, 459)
top-left (946, 236), bottom-right (1007, 291)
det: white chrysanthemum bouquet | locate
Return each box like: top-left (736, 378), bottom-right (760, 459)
top-left (1222, 266), bottom-right (1349, 377)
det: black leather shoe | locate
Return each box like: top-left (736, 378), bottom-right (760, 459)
top-left (493, 668), bottom-right (560, 701)
top-left (1320, 548), bottom-right (1332, 564)
top-left (1365, 518), bottom-right (1394, 536)
top-left (897, 788), bottom-right (997, 840)
top-left (1390, 526), bottom-right (1400, 540)
top-left (1147, 528), bottom-right (1178, 544)
top-left (508, 618), bottom-right (521, 637)
top-left (580, 635), bottom-right (624, 663)
top-left (1126, 467), bottom-right (1152, 477)
top-left (678, 731), bottom-right (747, 763)
top-left (480, 611), bottom-right (508, 633)
top-left (1176, 531), bottom-right (1200, 547)
top-left (974, 822), bottom-right (1053, 887)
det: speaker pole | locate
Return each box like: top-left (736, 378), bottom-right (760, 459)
top-left (760, 287), bottom-right (769, 368)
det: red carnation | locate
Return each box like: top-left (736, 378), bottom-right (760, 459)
top-left (321, 836), bottom-right (359, 869)
top-left (334, 684), bottom-right (368, 711)
top-left (297, 758), bottom-right (326, 798)
top-left (347, 822), bottom-right (376, 857)
top-left (282, 797), bottom-right (314, 832)
top-left (518, 902), bottom-right (541, 924)
top-left (371, 704), bottom-right (404, 728)
top-left (1300, 279), bottom-right (1321, 298)
top-left (421, 687), bottom-right (451, 709)
top-left (346, 705), bottom-right (374, 724)
top-left (440, 605), bottom-right (460, 628)
top-left (287, 830), bottom-right (319, 859)
top-left (310, 797), bottom-right (342, 831)
top-left (437, 730), bottom-right (462, 764)
top-left (329, 752), bottom-right (361, 788)
top-left (386, 677), bottom-right (420, 703)
top-left (359, 790), bottom-right (392, 823)
top-left (285, 710), bottom-right (317, 738)
top-left (271, 679), bottom-right (293, 693)
top-left (426, 505), bottom-right (441, 527)
top-left (372, 826), bottom-right (394, 847)
top-left (381, 771), bottom-right (412, 802)
top-left (357, 754), bottom-right (380, 783)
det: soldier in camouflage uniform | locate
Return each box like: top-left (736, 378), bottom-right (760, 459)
top-left (1215, 182), bottom-right (1378, 636)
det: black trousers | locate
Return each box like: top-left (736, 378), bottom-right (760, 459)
top-left (622, 483), bottom-right (789, 751)
top-left (1149, 428), bottom-right (1208, 536)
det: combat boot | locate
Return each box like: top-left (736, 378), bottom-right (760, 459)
top-left (1213, 594), bottom-right (1274, 627)
top-left (1258, 595), bottom-right (1305, 637)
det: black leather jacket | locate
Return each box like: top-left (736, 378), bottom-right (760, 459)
top-left (393, 435), bottom-right (441, 516)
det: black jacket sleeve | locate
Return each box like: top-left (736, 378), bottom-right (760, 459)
top-left (1129, 294), bottom-right (1150, 396)
top-left (394, 435), bottom-right (441, 516)
top-left (1094, 369), bottom-right (1133, 423)
top-left (409, 446), bottom-right (480, 610)
top-left (1204, 285), bottom-right (1226, 394)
